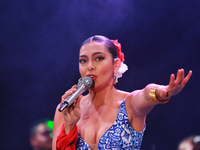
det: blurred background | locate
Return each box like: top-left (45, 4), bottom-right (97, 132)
top-left (0, 0), bottom-right (199, 149)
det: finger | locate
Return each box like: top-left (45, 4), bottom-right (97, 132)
top-left (61, 90), bottom-right (73, 101)
top-left (70, 85), bottom-right (77, 92)
top-left (183, 70), bottom-right (193, 84)
top-left (169, 73), bottom-right (175, 87)
top-left (71, 85), bottom-right (77, 90)
top-left (175, 69), bottom-right (182, 85)
top-left (62, 85), bottom-right (77, 100)
top-left (160, 89), bottom-right (168, 97)
top-left (180, 69), bottom-right (185, 83)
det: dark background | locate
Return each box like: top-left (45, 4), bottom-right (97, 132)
top-left (0, 0), bottom-right (199, 149)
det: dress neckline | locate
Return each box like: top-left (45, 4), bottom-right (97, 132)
top-left (78, 99), bottom-right (125, 148)
top-left (77, 99), bottom-right (146, 149)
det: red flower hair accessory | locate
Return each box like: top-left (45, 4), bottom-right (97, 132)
top-left (111, 39), bottom-right (128, 84)
top-left (111, 39), bottom-right (125, 62)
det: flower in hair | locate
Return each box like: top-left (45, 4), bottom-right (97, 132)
top-left (111, 39), bottom-right (125, 62)
top-left (111, 39), bottom-right (128, 84)
top-left (114, 61), bottom-right (128, 84)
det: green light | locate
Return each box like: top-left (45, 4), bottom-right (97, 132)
top-left (50, 132), bottom-right (53, 138)
top-left (46, 120), bottom-right (54, 130)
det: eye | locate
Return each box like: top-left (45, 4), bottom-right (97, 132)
top-left (42, 130), bottom-right (52, 136)
top-left (96, 56), bottom-right (104, 61)
top-left (79, 59), bottom-right (86, 64)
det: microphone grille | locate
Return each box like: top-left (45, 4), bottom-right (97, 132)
top-left (79, 77), bottom-right (93, 89)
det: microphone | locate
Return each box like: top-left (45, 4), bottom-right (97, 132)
top-left (58, 77), bottom-right (93, 112)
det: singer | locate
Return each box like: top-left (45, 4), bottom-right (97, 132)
top-left (52, 35), bottom-right (192, 150)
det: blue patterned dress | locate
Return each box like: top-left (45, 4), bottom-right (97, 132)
top-left (76, 100), bottom-right (145, 150)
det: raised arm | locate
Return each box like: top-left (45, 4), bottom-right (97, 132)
top-left (129, 69), bottom-right (192, 120)
top-left (52, 85), bottom-right (82, 150)
top-left (52, 104), bottom-right (65, 150)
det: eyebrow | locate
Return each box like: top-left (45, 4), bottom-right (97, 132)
top-left (79, 52), bottom-right (106, 58)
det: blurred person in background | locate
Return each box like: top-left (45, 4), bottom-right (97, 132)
top-left (29, 119), bottom-right (53, 150)
top-left (178, 135), bottom-right (200, 150)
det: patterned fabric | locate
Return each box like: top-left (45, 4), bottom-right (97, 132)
top-left (76, 100), bottom-right (145, 150)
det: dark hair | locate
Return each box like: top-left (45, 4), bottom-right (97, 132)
top-left (82, 35), bottom-right (118, 60)
top-left (30, 119), bottom-right (52, 138)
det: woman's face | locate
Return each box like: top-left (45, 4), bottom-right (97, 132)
top-left (79, 41), bottom-right (118, 91)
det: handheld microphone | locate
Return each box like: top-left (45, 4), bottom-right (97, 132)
top-left (58, 77), bottom-right (93, 112)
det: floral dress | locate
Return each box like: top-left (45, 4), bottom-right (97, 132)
top-left (76, 100), bottom-right (145, 150)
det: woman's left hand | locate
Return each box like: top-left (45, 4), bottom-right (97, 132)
top-left (157, 69), bottom-right (192, 100)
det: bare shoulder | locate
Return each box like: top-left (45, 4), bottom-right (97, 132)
top-left (117, 89), bottom-right (130, 95)
top-left (116, 89), bottom-right (129, 100)
top-left (126, 89), bottom-right (143, 101)
top-left (116, 89), bottom-right (144, 104)
top-left (122, 89), bottom-right (144, 109)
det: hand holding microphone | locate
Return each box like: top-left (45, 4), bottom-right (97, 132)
top-left (59, 77), bottom-right (93, 112)
top-left (58, 77), bottom-right (93, 132)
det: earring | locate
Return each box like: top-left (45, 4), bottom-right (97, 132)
top-left (113, 74), bottom-right (116, 85)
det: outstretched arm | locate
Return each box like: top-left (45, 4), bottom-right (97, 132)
top-left (129, 69), bottom-right (192, 119)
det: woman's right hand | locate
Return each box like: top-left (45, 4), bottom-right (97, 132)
top-left (60, 85), bottom-right (82, 134)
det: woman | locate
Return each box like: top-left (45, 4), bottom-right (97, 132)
top-left (53, 35), bottom-right (192, 150)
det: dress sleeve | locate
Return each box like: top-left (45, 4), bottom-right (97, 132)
top-left (56, 123), bottom-right (78, 150)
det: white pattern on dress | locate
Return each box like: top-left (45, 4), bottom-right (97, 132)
top-left (76, 99), bottom-right (145, 150)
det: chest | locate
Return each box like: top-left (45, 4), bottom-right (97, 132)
top-left (77, 104), bottom-right (120, 145)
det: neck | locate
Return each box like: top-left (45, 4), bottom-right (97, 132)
top-left (88, 84), bottom-right (117, 108)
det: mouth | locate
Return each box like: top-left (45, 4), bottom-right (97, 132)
top-left (86, 75), bottom-right (96, 80)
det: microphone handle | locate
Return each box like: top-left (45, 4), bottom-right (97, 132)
top-left (58, 84), bottom-right (86, 112)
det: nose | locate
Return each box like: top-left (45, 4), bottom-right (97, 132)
top-left (88, 61), bottom-right (95, 71)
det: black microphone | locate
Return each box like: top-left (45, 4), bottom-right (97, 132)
top-left (58, 77), bottom-right (93, 112)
